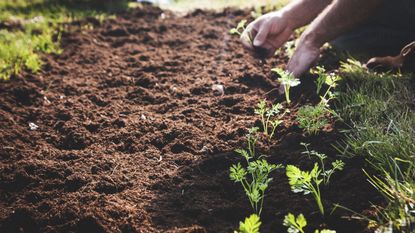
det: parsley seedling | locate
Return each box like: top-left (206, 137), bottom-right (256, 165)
top-left (301, 143), bottom-right (345, 185)
top-left (230, 127), bottom-right (283, 215)
top-left (272, 68), bottom-right (301, 104)
top-left (234, 214), bottom-right (261, 233)
top-left (286, 163), bottom-right (325, 216)
top-left (255, 99), bottom-right (289, 139)
top-left (283, 213), bottom-right (307, 233)
top-left (311, 66), bottom-right (341, 106)
top-left (230, 19), bottom-right (252, 43)
top-left (230, 19), bottom-right (247, 36)
top-left (283, 213), bottom-right (336, 233)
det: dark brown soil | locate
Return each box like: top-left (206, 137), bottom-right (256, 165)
top-left (0, 6), bottom-right (380, 233)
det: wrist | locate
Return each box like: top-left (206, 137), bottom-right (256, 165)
top-left (299, 29), bottom-right (325, 49)
top-left (280, 8), bottom-right (301, 30)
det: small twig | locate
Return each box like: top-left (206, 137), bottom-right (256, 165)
top-left (264, 88), bottom-right (280, 96)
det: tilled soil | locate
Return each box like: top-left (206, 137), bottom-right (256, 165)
top-left (0, 6), bottom-right (379, 233)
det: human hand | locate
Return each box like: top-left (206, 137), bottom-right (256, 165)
top-left (287, 38), bottom-right (320, 78)
top-left (241, 11), bottom-right (294, 57)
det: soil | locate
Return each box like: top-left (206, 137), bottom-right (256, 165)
top-left (0, 6), bottom-right (380, 233)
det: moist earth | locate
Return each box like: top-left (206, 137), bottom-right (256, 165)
top-left (0, 6), bottom-right (379, 233)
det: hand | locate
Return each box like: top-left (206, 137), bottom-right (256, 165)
top-left (287, 38), bottom-right (320, 78)
top-left (241, 11), bottom-right (294, 58)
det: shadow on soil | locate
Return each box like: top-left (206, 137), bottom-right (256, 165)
top-left (147, 131), bottom-right (381, 233)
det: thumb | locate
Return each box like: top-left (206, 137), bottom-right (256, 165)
top-left (253, 24), bottom-right (269, 47)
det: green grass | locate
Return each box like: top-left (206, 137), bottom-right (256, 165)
top-left (334, 60), bottom-right (415, 231)
top-left (0, 0), bottom-right (129, 80)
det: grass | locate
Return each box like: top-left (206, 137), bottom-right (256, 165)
top-left (0, 0), bottom-right (129, 80)
top-left (334, 60), bottom-right (415, 231)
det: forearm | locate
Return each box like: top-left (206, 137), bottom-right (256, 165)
top-left (301, 0), bottom-right (384, 47)
top-left (281, 0), bottom-right (333, 29)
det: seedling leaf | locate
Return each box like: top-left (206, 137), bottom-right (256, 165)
top-left (237, 214), bottom-right (261, 233)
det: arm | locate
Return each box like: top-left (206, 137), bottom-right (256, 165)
top-left (287, 0), bottom-right (384, 77)
top-left (242, 0), bottom-right (332, 56)
top-left (280, 0), bottom-right (333, 29)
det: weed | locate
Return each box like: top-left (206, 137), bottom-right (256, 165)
top-left (234, 214), bottom-right (261, 233)
top-left (230, 127), bottom-right (283, 215)
top-left (272, 67), bottom-right (301, 104)
top-left (254, 99), bottom-right (289, 139)
top-left (296, 104), bottom-right (329, 135)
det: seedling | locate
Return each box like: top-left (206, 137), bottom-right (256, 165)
top-left (311, 66), bottom-right (341, 106)
top-left (230, 19), bottom-right (252, 43)
top-left (234, 214), bottom-right (261, 233)
top-left (286, 164), bottom-right (325, 215)
top-left (230, 127), bottom-right (283, 215)
top-left (296, 104), bottom-right (329, 135)
top-left (254, 99), bottom-right (289, 139)
top-left (283, 213), bottom-right (307, 233)
top-left (284, 40), bottom-right (296, 58)
top-left (272, 68), bottom-right (301, 104)
top-left (301, 143), bottom-right (345, 185)
top-left (283, 213), bottom-right (336, 233)
top-left (229, 19), bottom-right (247, 36)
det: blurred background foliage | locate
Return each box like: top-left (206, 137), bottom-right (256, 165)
top-left (0, 0), bottom-right (127, 80)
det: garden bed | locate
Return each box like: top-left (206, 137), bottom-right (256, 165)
top-left (0, 6), bottom-right (380, 233)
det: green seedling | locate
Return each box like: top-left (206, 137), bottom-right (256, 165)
top-left (230, 19), bottom-right (252, 43)
top-left (230, 127), bottom-right (283, 215)
top-left (283, 213), bottom-right (336, 233)
top-left (234, 214), bottom-right (261, 233)
top-left (301, 143), bottom-right (345, 185)
top-left (230, 19), bottom-right (247, 36)
top-left (311, 66), bottom-right (342, 106)
top-left (272, 68), bottom-right (301, 104)
top-left (286, 164), bottom-right (325, 216)
top-left (283, 213), bottom-right (307, 233)
top-left (296, 104), bottom-right (330, 135)
top-left (255, 99), bottom-right (289, 139)
top-left (316, 230), bottom-right (337, 233)
top-left (284, 40), bottom-right (296, 58)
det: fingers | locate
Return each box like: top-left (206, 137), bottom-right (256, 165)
top-left (287, 43), bottom-right (320, 78)
top-left (240, 19), bottom-right (260, 51)
top-left (253, 22), bottom-right (270, 47)
top-left (241, 21), bottom-right (276, 57)
top-left (240, 26), bottom-right (255, 50)
top-left (240, 13), bottom-right (293, 58)
top-left (366, 56), bottom-right (404, 70)
top-left (270, 27), bottom-right (293, 52)
top-left (257, 41), bottom-right (278, 58)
